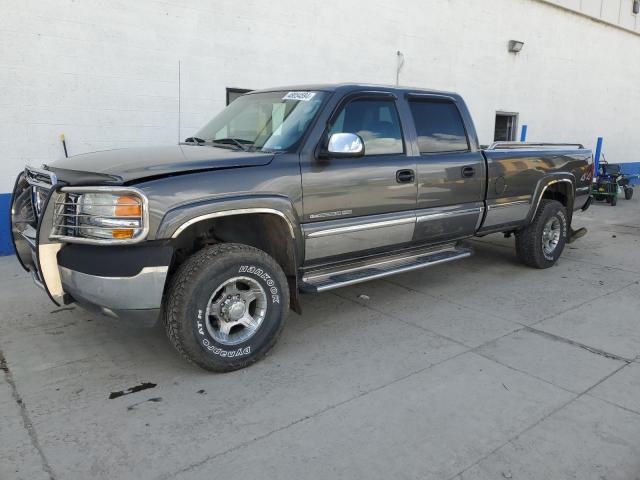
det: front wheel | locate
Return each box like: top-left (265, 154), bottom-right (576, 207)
top-left (625, 187), bottom-right (633, 200)
top-left (515, 200), bottom-right (568, 269)
top-left (164, 243), bottom-right (289, 372)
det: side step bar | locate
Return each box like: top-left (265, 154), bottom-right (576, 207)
top-left (300, 244), bottom-right (473, 293)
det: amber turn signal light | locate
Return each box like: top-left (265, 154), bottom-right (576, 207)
top-left (112, 229), bottom-right (134, 239)
top-left (115, 195), bottom-right (142, 217)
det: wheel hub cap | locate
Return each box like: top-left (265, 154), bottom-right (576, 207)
top-left (204, 276), bottom-right (268, 346)
top-left (542, 216), bottom-right (561, 255)
top-left (223, 298), bottom-right (246, 322)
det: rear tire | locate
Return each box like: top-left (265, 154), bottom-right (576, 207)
top-left (164, 243), bottom-right (289, 372)
top-left (515, 200), bottom-right (568, 269)
top-left (625, 187), bottom-right (634, 200)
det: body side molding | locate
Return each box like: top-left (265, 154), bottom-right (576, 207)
top-left (171, 208), bottom-right (296, 239)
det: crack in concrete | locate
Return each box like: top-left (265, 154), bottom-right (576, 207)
top-left (158, 348), bottom-right (471, 480)
top-left (526, 279), bottom-right (640, 329)
top-left (165, 281), bottom-right (627, 480)
top-left (472, 349), bottom-right (578, 394)
top-left (449, 362), bottom-right (631, 480)
top-left (585, 392), bottom-right (640, 418)
top-left (334, 263), bottom-right (640, 479)
top-left (0, 349), bottom-right (56, 480)
top-left (334, 289), bottom-right (475, 350)
top-left (562, 256), bottom-right (640, 275)
top-left (383, 277), bottom-right (517, 325)
top-left (524, 325), bottom-right (634, 363)
top-left (470, 236), bottom-right (640, 275)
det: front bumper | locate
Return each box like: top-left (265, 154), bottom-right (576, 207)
top-left (10, 171), bottom-right (171, 326)
top-left (59, 266), bottom-right (168, 327)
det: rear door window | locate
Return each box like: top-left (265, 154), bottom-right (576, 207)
top-left (408, 99), bottom-right (469, 154)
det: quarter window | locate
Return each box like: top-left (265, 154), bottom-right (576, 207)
top-left (408, 100), bottom-right (469, 154)
top-left (329, 98), bottom-right (404, 155)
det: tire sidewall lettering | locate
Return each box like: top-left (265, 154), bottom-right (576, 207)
top-left (542, 209), bottom-right (567, 261)
top-left (239, 265), bottom-right (280, 304)
top-left (193, 262), bottom-right (282, 358)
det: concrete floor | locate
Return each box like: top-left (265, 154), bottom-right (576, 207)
top-left (1, 197), bottom-right (640, 480)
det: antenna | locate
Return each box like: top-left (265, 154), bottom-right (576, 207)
top-left (396, 51), bottom-right (404, 86)
top-left (178, 60), bottom-right (181, 143)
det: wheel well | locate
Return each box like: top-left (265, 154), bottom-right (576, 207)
top-left (171, 213), bottom-right (297, 276)
top-left (542, 184), bottom-right (569, 207)
top-left (169, 213), bottom-right (301, 313)
top-left (539, 181), bottom-right (573, 222)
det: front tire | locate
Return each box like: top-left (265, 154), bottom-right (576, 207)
top-left (515, 200), bottom-right (568, 269)
top-left (164, 243), bottom-right (289, 372)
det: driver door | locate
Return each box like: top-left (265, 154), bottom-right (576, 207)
top-left (300, 93), bottom-right (417, 262)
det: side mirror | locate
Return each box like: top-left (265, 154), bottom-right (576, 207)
top-left (327, 133), bottom-right (365, 158)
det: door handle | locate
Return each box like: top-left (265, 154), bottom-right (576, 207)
top-left (461, 166), bottom-right (476, 178)
top-left (396, 169), bottom-right (415, 183)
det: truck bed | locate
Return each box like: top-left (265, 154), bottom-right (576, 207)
top-left (478, 142), bottom-right (593, 233)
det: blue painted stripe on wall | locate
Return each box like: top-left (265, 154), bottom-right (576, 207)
top-left (619, 162), bottom-right (640, 184)
top-left (0, 193), bottom-right (13, 256)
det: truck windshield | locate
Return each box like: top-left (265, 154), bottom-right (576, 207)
top-left (193, 91), bottom-right (326, 152)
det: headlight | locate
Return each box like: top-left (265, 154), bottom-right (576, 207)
top-left (51, 187), bottom-right (148, 244)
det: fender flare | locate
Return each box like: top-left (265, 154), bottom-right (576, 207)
top-left (526, 174), bottom-right (576, 224)
top-left (155, 194), bottom-right (304, 267)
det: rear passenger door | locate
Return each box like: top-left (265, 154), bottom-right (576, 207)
top-left (407, 95), bottom-right (486, 244)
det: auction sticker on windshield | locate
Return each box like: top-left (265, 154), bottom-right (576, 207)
top-left (283, 91), bottom-right (316, 101)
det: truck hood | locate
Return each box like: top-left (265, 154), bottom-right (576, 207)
top-left (43, 145), bottom-right (274, 185)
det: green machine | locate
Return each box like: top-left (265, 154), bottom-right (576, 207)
top-left (592, 161), bottom-right (636, 206)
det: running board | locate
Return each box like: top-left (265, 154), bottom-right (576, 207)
top-left (300, 244), bottom-right (473, 293)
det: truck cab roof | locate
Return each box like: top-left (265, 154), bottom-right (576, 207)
top-left (249, 83), bottom-right (464, 101)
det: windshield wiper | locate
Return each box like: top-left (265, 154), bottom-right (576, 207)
top-left (184, 137), bottom-right (206, 144)
top-left (211, 138), bottom-right (252, 152)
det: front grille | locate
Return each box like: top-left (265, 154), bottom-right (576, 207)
top-left (51, 192), bottom-right (82, 238)
top-left (12, 183), bottom-right (37, 231)
top-left (24, 166), bottom-right (56, 189)
top-left (24, 166), bottom-right (56, 224)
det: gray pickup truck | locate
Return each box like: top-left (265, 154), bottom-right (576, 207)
top-left (10, 84), bottom-right (593, 372)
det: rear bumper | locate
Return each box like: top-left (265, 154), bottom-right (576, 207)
top-left (581, 195), bottom-right (593, 212)
top-left (574, 186), bottom-right (592, 211)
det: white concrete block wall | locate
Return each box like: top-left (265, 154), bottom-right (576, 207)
top-left (1, 0), bottom-right (639, 197)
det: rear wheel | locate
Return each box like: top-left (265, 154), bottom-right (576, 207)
top-left (625, 187), bottom-right (634, 200)
top-left (164, 243), bottom-right (289, 372)
top-left (515, 200), bottom-right (568, 269)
